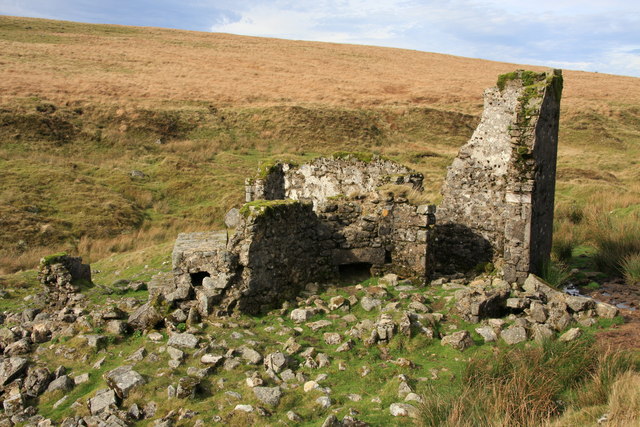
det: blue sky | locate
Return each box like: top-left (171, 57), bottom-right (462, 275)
top-left (1, 0), bottom-right (639, 77)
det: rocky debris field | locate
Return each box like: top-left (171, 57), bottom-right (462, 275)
top-left (0, 257), bottom-right (624, 426)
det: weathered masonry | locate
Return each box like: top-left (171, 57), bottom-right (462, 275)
top-left (169, 156), bottom-right (435, 315)
top-left (437, 69), bottom-right (562, 283)
top-left (163, 69), bottom-right (562, 315)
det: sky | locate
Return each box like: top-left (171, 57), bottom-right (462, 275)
top-left (1, 0), bottom-right (639, 77)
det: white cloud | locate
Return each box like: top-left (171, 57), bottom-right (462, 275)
top-left (208, 0), bottom-right (640, 77)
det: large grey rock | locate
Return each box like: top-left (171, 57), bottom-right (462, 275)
top-left (46, 375), bottom-right (74, 393)
top-left (522, 274), bottom-right (563, 300)
top-left (565, 296), bottom-right (594, 312)
top-left (104, 365), bottom-right (145, 399)
top-left (253, 386), bottom-right (282, 406)
top-left (389, 402), bottom-right (419, 418)
top-left (441, 331), bottom-right (474, 351)
top-left (240, 347), bottom-right (263, 365)
top-left (3, 392), bottom-right (24, 416)
top-left (264, 352), bottom-right (289, 374)
top-left (501, 326), bottom-right (528, 345)
top-left (89, 389), bottom-right (119, 415)
top-left (475, 326), bottom-right (497, 343)
top-left (224, 208), bottom-right (243, 229)
top-left (290, 308), bottom-right (313, 323)
top-left (167, 333), bottom-right (199, 349)
top-left (596, 302), bottom-right (618, 319)
top-left (84, 335), bottom-right (107, 349)
top-left (128, 301), bottom-right (163, 330)
top-left (360, 296), bottom-right (382, 312)
top-left (4, 338), bottom-right (31, 355)
top-left (530, 324), bottom-right (554, 343)
top-left (200, 354), bottom-right (224, 366)
top-left (0, 357), bottom-right (28, 386)
top-left (559, 327), bottom-right (582, 342)
top-left (24, 366), bottom-right (52, 397)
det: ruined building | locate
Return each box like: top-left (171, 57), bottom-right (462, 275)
top-left (162, 69), bottom-right (562, 315)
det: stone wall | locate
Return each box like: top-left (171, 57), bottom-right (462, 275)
top-left (245, 155), bottom-right (423, 206)
top-left (228, 201), bottom-right (329, 314)
top-left (37, 254), bottom-right (91, 307)
top-left (436, 70), bottom-right (562, 283)
top-left (169, 192), bottom-right (433, 315)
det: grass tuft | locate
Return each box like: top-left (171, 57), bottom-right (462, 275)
top-left (620, 252), bottom-right (640, 285)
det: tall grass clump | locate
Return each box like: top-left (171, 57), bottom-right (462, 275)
top-left (620, 252), bottom-right (640, 285)
top-left (590, 213), bottom-right (640, 276)
top-left (540, 260), bottom-right (572, 288)
top-left (419, 339), bottom-right (639, 427)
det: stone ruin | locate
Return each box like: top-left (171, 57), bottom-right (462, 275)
top-left (37, 253), bottom-right (91, 308)
top-left (437, 69), bottom-right (563, 283)
top-left (156, 69), bottom-right (563, 316)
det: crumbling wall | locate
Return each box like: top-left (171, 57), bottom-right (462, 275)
top-left (228, 201), bottom-right (330, 314)
top-left (245, 154), bottom-right (423, 206)
top-left (37, 253), bottom-right (91, 307)
top-left (316, 195), bottom-right (432, 279)
top-left (436, 70), bottom-right (562, 283)
top-left (169, 185), bottom-right (434, 314)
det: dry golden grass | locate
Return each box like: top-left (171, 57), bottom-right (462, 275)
top-left (1, 15), bottom-right (639, 116)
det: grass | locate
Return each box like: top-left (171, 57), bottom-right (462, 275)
top-left (620, 252), bottom-right (640, 285)
top-left (0, 17), bottom-right (639, 276)
top-left (540, 260), bottom-right (572, 288)
top-left (419, 338), bottom-right (640, 427)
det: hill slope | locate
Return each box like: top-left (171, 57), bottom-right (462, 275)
top-left (0, 15), bottom-right (639, 272)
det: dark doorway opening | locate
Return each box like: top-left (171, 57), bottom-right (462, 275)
top-left (385, 250), bottom-right (393, 263)
top-left (190, 271), bottom-right (210, 286)
top-left (338, 263), bottom-right (372, 284)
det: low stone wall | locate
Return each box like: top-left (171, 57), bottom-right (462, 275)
top-left (169, 191), bottom-right (433, 315)
top-left (37, 254), bottom-right (91, 307)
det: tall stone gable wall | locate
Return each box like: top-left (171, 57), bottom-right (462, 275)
top-left (436, 70), bottom-right (562, 283)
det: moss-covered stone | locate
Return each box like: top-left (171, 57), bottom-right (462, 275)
top-left (40, 252), bottom-right (68, 266)
top-left (331, 151), bottom-right (376, 163)
top-left (239, 199), bottom-right (302, 218)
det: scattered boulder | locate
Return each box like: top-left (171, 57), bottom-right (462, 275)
top-left (24, 366), bottom-right (52, 397)
top-left (596, 302), bottom-right (618, 319)
top-left (559, 328), bottom-right (582, 342)
top-left (240, 347), bottom-right (263, 365)
top-left (104, 365), bottom-right (145, 399)
top-left (291, 308), bottom-right (313, 323)
top-left (441, 331), bottom-right (473, 351)
top-left (264, 352), bottom-right (289, 373)
top-left (360, 296), bottom-right (382, 312)
top-left (475, 326), bottom-right (497, 343)
top-left (176, 377), bottom-right (200, 399)
top-left (0, 357), bottom-right (28, 386)
top-left (253, 386), bottom-right (282, 406)
top-left (501, 326), bottom-right (528, 345)
top-left (167, 333), bottom-right (199, 349)
top-left (389, 403), bottom-right (419, 418)
top-left (3, 392), bottom-right (24, 416)
top-left (128, 301), bottom-right (164, 331)
top-left (46, 375), bottom-right (74, 394)
top-left (89, 389), bottom-right (119, 415)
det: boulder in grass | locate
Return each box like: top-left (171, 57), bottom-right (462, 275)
top-left (441, 331), bottom-right (474, 351)
top-left (104, 365), bottom-right (145, 399)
